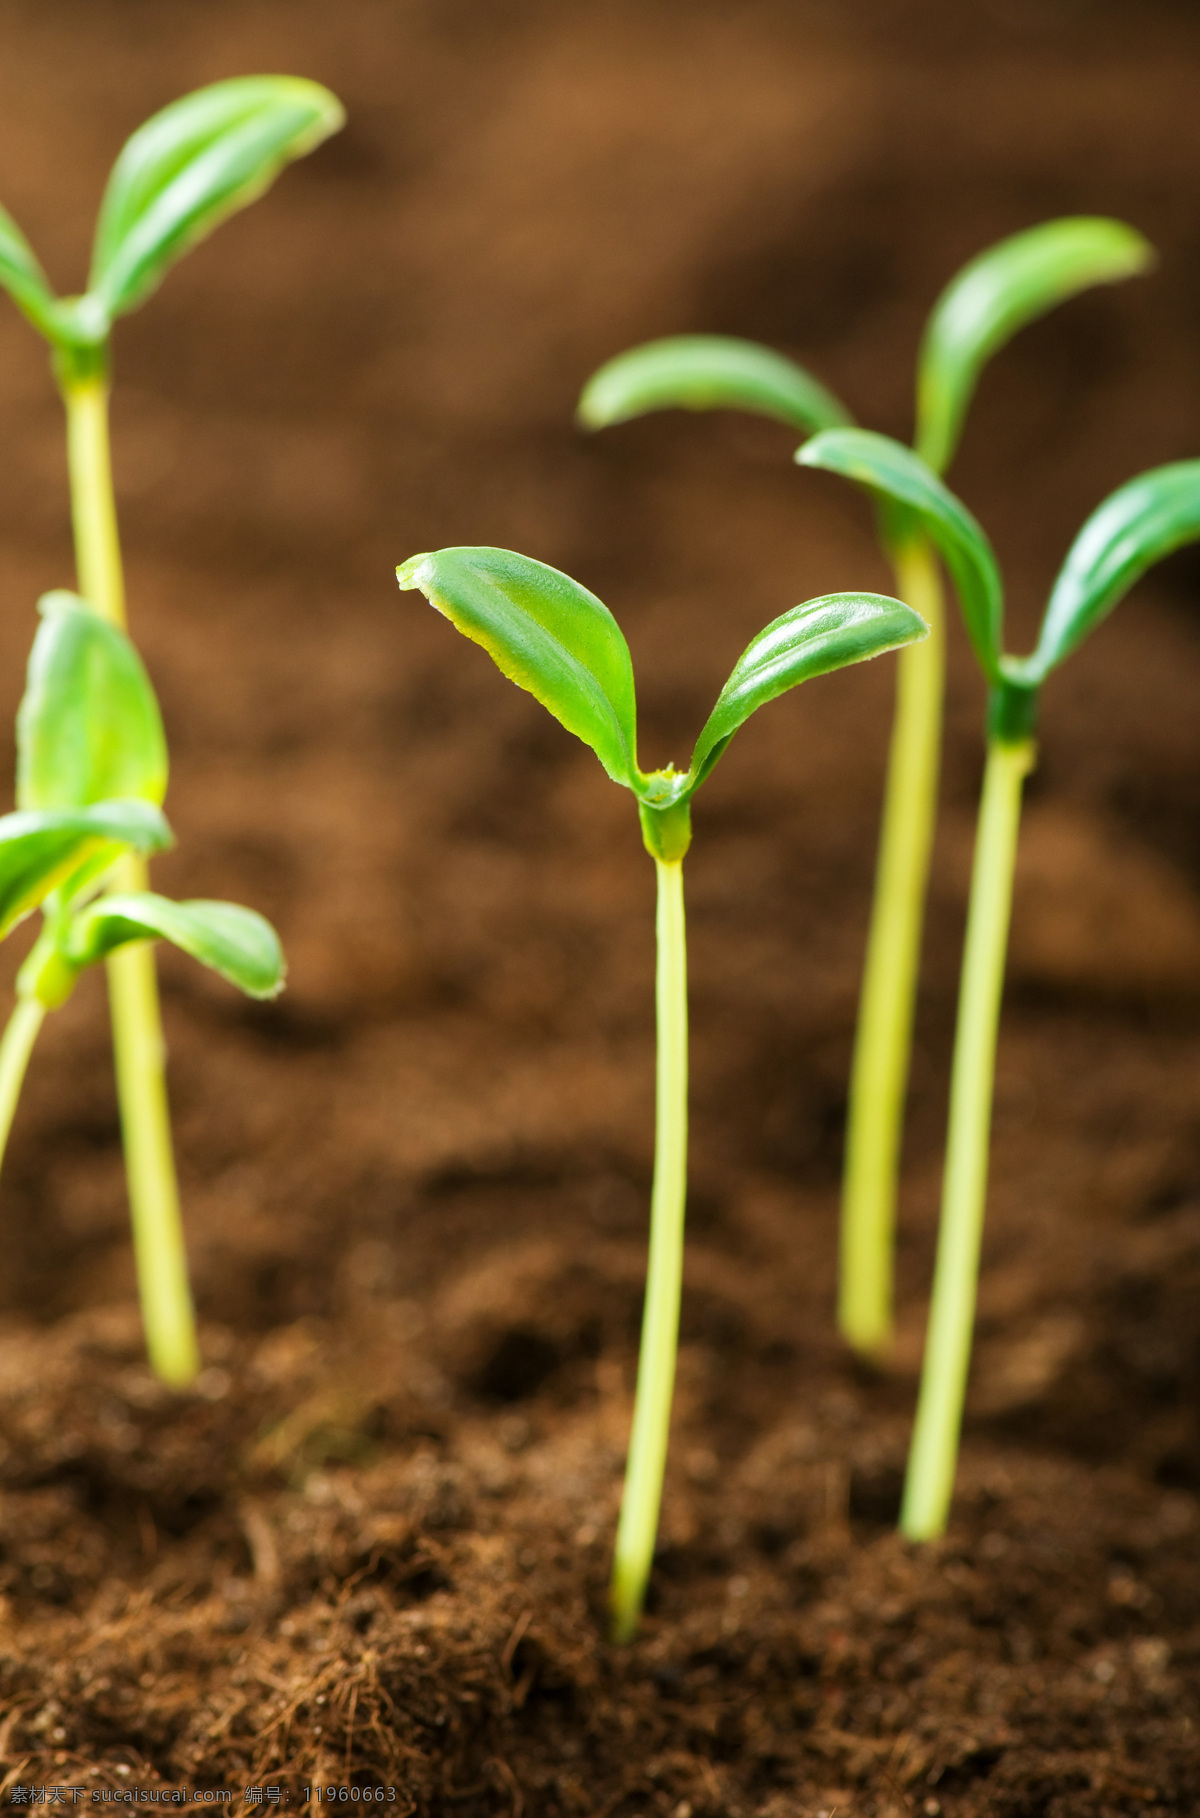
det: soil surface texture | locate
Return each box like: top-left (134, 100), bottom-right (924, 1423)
top-left (2, 2), bottom-right (1200, 1812)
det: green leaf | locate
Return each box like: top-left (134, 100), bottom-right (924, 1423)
top-left (65, 894), bottom-right (285, 999)
top-left (578, 335), bottom-right (852, 436)
top-left (0, 204), bottom-right (60, 341)
top-left (0, 801), bottom-right (172, 940)
top-left (1023, 459), bottom-right (1200, 682)
top-left (397, 547), bottom-right (639, 787)
top-left (916, 217), bottom-right (1152, 474)
top-left (798, 428), bottom-right (1004, 682)
top-left (687, 593), bottom-right (927, 790)
top-left (17, 592), bottom-right (167, 811)
top-left (87, 76), bottom-right (345, 322)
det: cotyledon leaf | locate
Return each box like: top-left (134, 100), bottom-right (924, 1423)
top-left (87, 76), bottom-right (344, 322)
top-left (687, 593), bottom-right (927, 791)
top-left (0, 801), bottom-right (172, 940)
top-left (17, 592), bottom-right (168, 811)
top-left (398, 546), bottom-right (639, 788)
top-left (1020, 459), bottom-right (1200, 683)
top-left (65, 894), bottom-right (285, 999)
top-left (0, 204), bottom-right (59, 341)
top-left (916, 217), bottom-right (1152, 475)
top-left (798, 428), bottom-right (1004, 683)
top-left (578, 335), bottom-right (852, 436)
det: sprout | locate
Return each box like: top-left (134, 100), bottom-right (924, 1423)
top-left (0, 77), bottom-right (342, 1383)
top-left (798, 428), bottom-right (1200, 1538)
top-left (0, 594), bottom-right (285, 1380)
top-left (0, 77), bottom-right (345, 378)
top-left (397, 544), bottom-right (927, 1640)
top-left (578, 219), bottom-right (1152, 1357)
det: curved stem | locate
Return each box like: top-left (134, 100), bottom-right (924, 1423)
top-left (610, 856), bottom-right (688, 1644)
top-left (0, 997), bottom-right (46, 1174)
top-left (900, 736), bottom-right (1034, 1540)
top-left (839, 538), bottom-right (945, 1356)
top-left (61, 375), bottom-right (199, 1387)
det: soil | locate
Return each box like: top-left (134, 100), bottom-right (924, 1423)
top-left (2, 1), bottom-right (1200, 1810)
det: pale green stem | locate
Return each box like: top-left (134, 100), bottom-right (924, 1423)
top-left (610, 856), bottom-right (688, 1644)
top-left (0, 997), bottom-right (46, 1173)
top-left (61, 375), bottom-right (198, 1387)
top-left (900, 736), bottom-right (1035, 1541)
top-left (64, 375), bottom-right (125, 629)
top-left (839, 537), bottom-right (945, 1356)
top-left (107, 933), bottom-right (199, 1385)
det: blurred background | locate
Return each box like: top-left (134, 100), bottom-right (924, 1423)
top-left (0, 0), bottom-right (1198, 1462)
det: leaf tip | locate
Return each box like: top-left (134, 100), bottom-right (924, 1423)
top-left (396, 554), bottom-right (433, 593)
top-left (148, 811), bottom-right (177, 856)
top-left (36, 588), bottom-right (86, 620)
top-left (793, 427), bottom-right (846, 471)
top-left (279, 77), bottom-right (347, 155)
top-left (1102, 219), bottom-right (1156, 276)
top-left (244, 952), bottom-right (288, 1001)
top-left (576, 375), bottom-right (619, 430)
top-left (311, 83), bottom-right (348, 136)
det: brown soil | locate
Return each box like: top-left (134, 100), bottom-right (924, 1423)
top-left (1, 1), bottom-right (1200, 1810)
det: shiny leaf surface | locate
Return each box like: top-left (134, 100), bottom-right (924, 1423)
top-left (88, 76), bottom-right (344, 321)
top-left (66, 893), bottom-right (285, 998)
top-left (17, 592), bottom-right (167, 811)
top-left (1023, 459), bottom-right (1200, 681)
top-left (916, 217), bottom-right (1151, 473)
top-left (398, 546), bottom-right (639, 787)
top-left (579, 335), bottom-right (852, 435)
top-left (0, 801), bottom-right (171, 940)
top-left (798, 428), bottom-right (1004, 681)
top-left (688, 593), bottom-right (927, 789)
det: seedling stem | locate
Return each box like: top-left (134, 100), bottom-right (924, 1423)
top-left (64, 373), bottom-right (124, 627)
top-left (107, 915), bottom-right (198, 1386)
top-left (62, 369), bottom-right (198, 1387)
top-left (611, 852), bottom-right (688, 1644)
top-left (839, 537), bottom-right (944, 1353)
top-left (899, 733), bottom-right (1033, 1539)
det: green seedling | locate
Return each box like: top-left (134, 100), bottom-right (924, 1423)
top-left (0, 76), bottom-right (342, 1381)
top-left (397, 543), bottom-right (927, 1639)
top-left (0, 591), bottom-right (285, 1372)
top-left (579, 218), bottom-right (1151, 1358)
top-left (799, 426), bottom-right (1200, 1538)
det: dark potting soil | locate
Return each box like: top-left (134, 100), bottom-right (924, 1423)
top-left (2, 1), bottom-right (1200, 1810)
